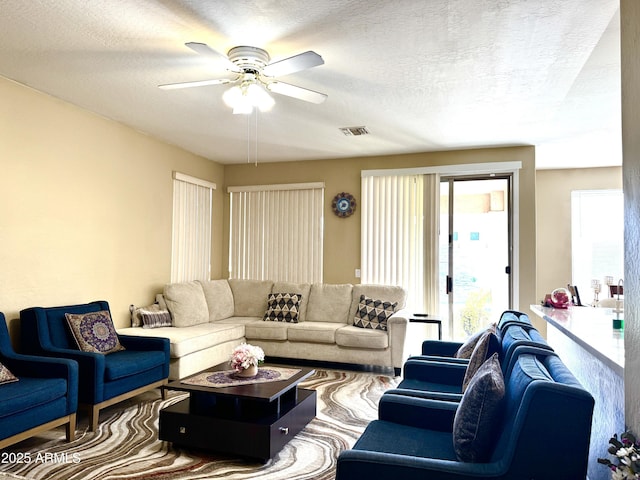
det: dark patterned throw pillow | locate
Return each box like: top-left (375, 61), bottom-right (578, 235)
top-left (0, 361), bottom-right (18, 385)
top-left (353, 294), bottom-right (398, 331)
top-left (65, 310), bottom-right (125, 354)
top-left (263, 293), bottom-right (302, 323)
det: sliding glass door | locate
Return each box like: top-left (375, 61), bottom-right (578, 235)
top-left (439, 176), bottom-right (512, 340)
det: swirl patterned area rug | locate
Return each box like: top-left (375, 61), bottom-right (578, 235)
top-left (0, 369), bottom-right (398, 480)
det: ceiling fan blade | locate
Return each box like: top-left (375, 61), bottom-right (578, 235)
top-left (267, 81), bottom-right (327, 104)
top-left (262, 51), bottom-right (324, 77)
top-left (185, 42), bottom-right (242, 73)
top-left (158, 78), bottom-right (235, 90)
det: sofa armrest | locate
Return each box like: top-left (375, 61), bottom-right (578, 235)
top-left (387, 308), bottom-right (409, 368)
top-left (421, 339), bottom-right (463, 357)
top-left (39, 346), bottom-right (106, 403)
top-left (402, 358), bottom-right (467, 385)
top-left (384, 388), bottom-right (463, 403)
top-left (337, 449), bottom-right (498, 480)
top-left (408, 354), bottom-right (469, 365)
top-left (378, 393), bottom-right (458, 430)
top-left (1, 354), bottom-right (79, 414)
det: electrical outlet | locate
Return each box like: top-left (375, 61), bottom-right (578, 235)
top-left (355, 268), bottom-right (361, 278)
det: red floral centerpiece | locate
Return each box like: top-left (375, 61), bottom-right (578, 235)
top-left (230, 343), bottom-right (265, 377)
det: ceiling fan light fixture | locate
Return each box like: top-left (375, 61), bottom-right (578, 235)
top-left (222, 81), bottom-right (275, 114)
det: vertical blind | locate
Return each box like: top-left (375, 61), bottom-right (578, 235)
top-left (228, 183), bottom-right (324, 283)
top-left (171, 172), bottom-right (215, 283)
top-left (361, 173), bottom-right (440, 312)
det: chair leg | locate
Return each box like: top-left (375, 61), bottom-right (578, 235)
top-left (89, 405), bottom-right (100, 432)
top-left (66, 413), bottom-right (77, 442)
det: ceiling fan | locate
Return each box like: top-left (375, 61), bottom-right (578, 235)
top-left (159, 42), bottom-right (327, 113)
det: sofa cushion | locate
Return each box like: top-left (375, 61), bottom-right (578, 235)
top-left (353, 294), bottom-right (397, 331)
top-left (229, 279), bottom-right (274, 317)
top-left (164, 281), bottom-right (209, 327)
top-left (140, 309), bottom-right (172, 329)
top-left (335, 325), bottom-right (389, 349)
top-left (0, 377), bottom-right (67, 420)
top-left (199, 279), bottom-right (235, 321)
top-left (462, 330), bottom-right (501, 391)
top-left (287, 322), bottom-right (343, 344)
top-left (455, 323), bottom-right (497, 359)
top-left (0, 361), bottom-right (18, 385)
top-left (349, 284), bottom-right (406, 324)
top-left (117, 323), bottom-right (245, 358)
top-left (245, 321), bottom-right (288, 341)
top-left (104, 350), bottom-right (167, 381)
top-left (272, 282), bottom-right (311, 321)
top-left (453, 352), bottom-right (505, 462)
top-left (65, 310), bottom-right (125, 354)
top-left (264, 293), bottom-right (302, 323)
top-left (306, 284), bottom-right (353, 323)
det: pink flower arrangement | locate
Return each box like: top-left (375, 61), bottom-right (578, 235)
top-left (230, 343), bottom-right (265, 372)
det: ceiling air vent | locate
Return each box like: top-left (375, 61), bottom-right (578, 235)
top-left (339, 126), bottom-right (369, 136)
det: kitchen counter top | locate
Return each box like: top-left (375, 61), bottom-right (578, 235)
top-left (530, 304), bottom-right (624, 376)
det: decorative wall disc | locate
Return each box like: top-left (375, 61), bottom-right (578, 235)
top-left (332, 192), bottom-right (356, 217)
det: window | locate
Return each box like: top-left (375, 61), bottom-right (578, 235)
top-left (360, 174), bottom-right (439, 312)
top-left (171, 172), bottom-right (215, 283)
top-left (361, 161), bottom-right (521, 332)
top-left (571, 189), bottom-right (624, 304)
top-left (228, 182), bottom-right (324, 283)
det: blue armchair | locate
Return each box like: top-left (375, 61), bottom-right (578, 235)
top-left (393, 323), bottom-right (553, 401)
top-left (336, 353), bottom-right (595, 480)
top-left (418, 310), bottom-right (537, 363)
top-left (0, 313), bottom-right (78, 449)
top-left (20, 301), bottom-right (169, 431)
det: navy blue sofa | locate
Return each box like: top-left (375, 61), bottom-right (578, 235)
top-left (336, 352), bottom-right (595, 480)
top-left (19, 301), bottom-right (170, 431)
top-left (0, 313), bottom-right (78, 449)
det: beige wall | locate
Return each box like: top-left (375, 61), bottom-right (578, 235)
top-left (224, 146), bottom-right (537, 315)
top-left (0, 77), bottom-right (224, 332)
top-left (621, 0), bottom-right (640, 434)
top-left (535, 167), bottom-right (622, 304)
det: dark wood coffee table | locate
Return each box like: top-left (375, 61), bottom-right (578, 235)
top-left (159, 363), bottom-right (316, 461)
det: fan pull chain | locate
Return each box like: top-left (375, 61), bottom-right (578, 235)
top-left (246, 109), bottom-right (259, 166)
top-left (247, 112), bottom-right (250, 164)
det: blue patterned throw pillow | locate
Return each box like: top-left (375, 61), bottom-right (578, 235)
top-left (65, 310), bottom-right (125, 354)
top-left (353, 294), bottom-right (398, 331)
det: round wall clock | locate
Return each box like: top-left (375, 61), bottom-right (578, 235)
top-left (332, 192), bottom-right (356, 218)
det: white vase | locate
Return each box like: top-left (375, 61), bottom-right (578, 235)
top-left (236, 364), bottom-right (258, 377)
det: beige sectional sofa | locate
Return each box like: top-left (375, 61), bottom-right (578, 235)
top-left (118, 279), bottom-right (409, 380)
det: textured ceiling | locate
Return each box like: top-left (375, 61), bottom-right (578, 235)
top-left (0, 0), bottom-right (621, 169)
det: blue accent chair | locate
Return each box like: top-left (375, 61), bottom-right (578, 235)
top-left (0, 313), bottom-right (78, 449)
top-left (20, 301), bottom-right (170, 431)
top-left (392, 323), bottom-right (554, 401)
top-left (418, 310), bottom-right (537, 363)
top-left (336, 353), bottom-right (595, 480)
